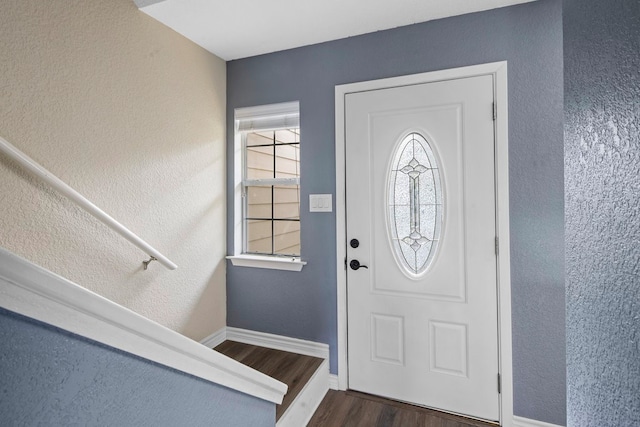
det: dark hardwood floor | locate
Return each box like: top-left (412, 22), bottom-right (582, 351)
top-left (216, 341), bottom-right (497, 426)
top-left (308, 390), bottom-right (497, 427)
top-left (214, 340), bottom-right (324, 421)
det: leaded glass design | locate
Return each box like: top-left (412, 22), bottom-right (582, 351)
top-left (388, 132), bottom-right (443, 276)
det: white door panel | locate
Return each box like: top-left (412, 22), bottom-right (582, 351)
top-left (346, 75), bottom-right (499, 421)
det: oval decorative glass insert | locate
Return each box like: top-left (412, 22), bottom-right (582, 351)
top-left (387, 132), bottom-right (443, 277)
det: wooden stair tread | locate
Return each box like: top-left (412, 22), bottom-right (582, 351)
top-left (215, 340), bottom-right (324, 421)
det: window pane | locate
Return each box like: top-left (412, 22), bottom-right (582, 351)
top-left (246, 145), bottom-right (274, 179)
top-left (274, 186), bottom-right (300, 219)
top-left (275, 144), bottom-right (300, 179)
top-left (241, 124), bottom-right (300, 255)
top-left (246, 131), bottom-right (274, 147)
top-left (275, 129), bottom-right (299, 144)
top-left (274, 220), bottom-right (300, 256)
top-left (246, 186), bottom-right (272, 218)
top-left (246, 220), bottom-right (272, 254)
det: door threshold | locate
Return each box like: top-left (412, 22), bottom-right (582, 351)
top-left (346, 389), bottom-right (499, 426)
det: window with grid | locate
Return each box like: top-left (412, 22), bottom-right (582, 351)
top-left (237, 103), bottom-right (301, 257)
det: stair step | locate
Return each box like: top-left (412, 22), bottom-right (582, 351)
top-left (214, 340), bottom-right (327, 424)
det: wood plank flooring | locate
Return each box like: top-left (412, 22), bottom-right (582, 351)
top-left (308, 390), bottom-right (497, 427)
top-left (215, 341), bottom-right (497, 426)
top-left (214, 340), bottom-right (324, 421)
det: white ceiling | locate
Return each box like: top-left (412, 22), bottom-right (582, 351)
top-left (139, 0), bottom-right (537, 61)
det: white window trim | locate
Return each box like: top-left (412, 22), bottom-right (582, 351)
top-left (228, 101), bottom-right (306, 271)
top-left (226, 254), bottom-right (306, 271)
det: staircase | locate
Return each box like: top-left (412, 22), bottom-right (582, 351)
top-left (214, 340), bottom-right (329, 426)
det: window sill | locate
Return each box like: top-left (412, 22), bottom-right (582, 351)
top-left (226, 255), bottom-right (307, 272)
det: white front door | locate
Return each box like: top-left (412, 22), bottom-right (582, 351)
top-left (345, 74), bottom-right (500, 421)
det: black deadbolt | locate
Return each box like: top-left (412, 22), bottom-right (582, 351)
top-left (350, 239), bottom-right (360, 248)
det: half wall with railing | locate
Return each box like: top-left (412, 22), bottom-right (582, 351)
top-left (0, 246), bottom-right (286, 424)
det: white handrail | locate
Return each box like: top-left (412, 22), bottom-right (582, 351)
top-left (0, 136), bottom-right (177, 270)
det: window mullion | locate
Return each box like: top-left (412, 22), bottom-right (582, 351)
top-left (244, 178), bottom-right (299, 187)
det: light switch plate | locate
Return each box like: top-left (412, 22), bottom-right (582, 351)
top-left (309, 194), bottom-right (332, 212)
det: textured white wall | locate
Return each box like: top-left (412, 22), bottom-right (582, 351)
top-left (0, 0), bottom-right (227, 341)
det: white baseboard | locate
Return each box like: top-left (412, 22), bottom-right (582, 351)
top-left (276, 359), bottom-right (329, 427)
top-left (328, 374), bottom-right (339, 390)
top-left (513, 416), bottom-right (564, 427)
top-left (200, 327), bottom-right (226, 348)
top-left (226, 327), bottom-right (330, 360)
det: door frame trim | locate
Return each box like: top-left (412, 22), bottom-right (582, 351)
top-left (334, 61), bottom-right (513, 425)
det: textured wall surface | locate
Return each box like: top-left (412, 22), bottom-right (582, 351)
top-left (226, 0), bottom-right (565, 423)
top-left (564, 0), bottom-right (640, 425)
top-left (0, 0), bottom-right (226, 340)
top-left (0, 308), bottom-right (275, 426)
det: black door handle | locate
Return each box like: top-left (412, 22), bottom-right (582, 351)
top-left (350, 260), bottom-right (368, 270)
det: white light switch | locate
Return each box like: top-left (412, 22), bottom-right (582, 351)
top-left (309, 194), bottom-right (332, 212)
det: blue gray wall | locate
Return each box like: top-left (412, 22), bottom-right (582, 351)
top-left (0, 308), bottom-right (275, 426)
top-left (226, 0), bottom-right (565, 423)
top-left (564, 0), bottom-right (640, 426)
